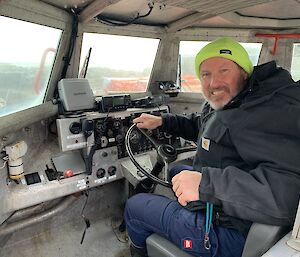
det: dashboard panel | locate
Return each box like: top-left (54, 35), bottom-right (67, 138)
top-left (4, 106), bottom-right (183, 212)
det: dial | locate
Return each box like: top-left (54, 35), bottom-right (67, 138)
top-left (69, 122), bottom-right (81, 134)
top-left (96, 168), bottom-right (106, 178)
top-left (113, 120), bottom-right (121, 129)
top-left (108, 166), bottom-right (117, 176)
top-left (95, 120), bottom-right (106, 133)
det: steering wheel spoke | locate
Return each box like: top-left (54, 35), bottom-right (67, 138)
top-left (135, 127), bottom-right (160, 149)
top-left (125, 124), bottom-right (196, 188)
top-left (176, 146), bottom-right (197, 154)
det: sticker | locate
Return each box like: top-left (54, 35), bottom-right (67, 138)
top-left (108, 174), bottom-right (117, 180)
top-left (201, 137), bottom-right (210, 151)
top-left (77, 179), bottom-right (87, 190)
top-left (183, 239), bottom-right (193, 249)
top-left (94, 177), bottom-right (107, 184)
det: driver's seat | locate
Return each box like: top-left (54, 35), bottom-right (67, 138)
top-left (146, 223), bottom-right (290, 257)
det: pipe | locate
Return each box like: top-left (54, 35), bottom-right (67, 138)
top-left (0, 195), bottom-right (78, 237)
top-left (255, 33), bottom-right (300, 55)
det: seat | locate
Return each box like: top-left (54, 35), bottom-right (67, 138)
top-left (146, 223), bottom-right (290, 257)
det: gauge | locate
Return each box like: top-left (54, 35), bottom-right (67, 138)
top-left (95, 120), bottom-right (106, 133)
top-left (113, 120), bottom-right (121, 129)
top-left (129, 130), bottom-right (141, 144)
top-left (115, 134), bottom-right (124, 143)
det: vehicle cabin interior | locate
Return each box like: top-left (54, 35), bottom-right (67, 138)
top-left (0, 0), bottom-right (300, 256)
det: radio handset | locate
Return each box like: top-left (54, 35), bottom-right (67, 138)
top-left (81, 119), bottom-right (94, 175)
top-left (81, 119), bottom-right (94, 140)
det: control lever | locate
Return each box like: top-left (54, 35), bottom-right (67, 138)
top-left (81, 119), bottom-right (94, 175)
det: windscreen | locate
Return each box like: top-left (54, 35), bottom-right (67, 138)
top-left (79, 33), bottom-right (160, 96)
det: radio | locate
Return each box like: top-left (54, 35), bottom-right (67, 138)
top-left (96, 94), bottom-right (131, 112)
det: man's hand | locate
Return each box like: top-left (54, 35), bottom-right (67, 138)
top-left (133, 113), bottom-right (162, 130)
top-left (172, 170), bottom-right (202, 206)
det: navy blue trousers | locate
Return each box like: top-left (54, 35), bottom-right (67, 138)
top-left (124, 165), bottom-right (246, 257)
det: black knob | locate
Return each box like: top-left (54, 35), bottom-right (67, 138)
top-left (107, 166), bottom-right (117, 176)
top-left (96, 168), bottom-right (106, 178)
top-left (69, 122), bottom-right (82, 134)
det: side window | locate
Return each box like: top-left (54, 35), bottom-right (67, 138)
top-left (79, 33), bottom-right (159, 96)
top-left (179, 41), bottom-right (262, 93)
top-left (291, 43), bottom-right (300, 81)
top-left (0, 16), bottom-right (61, 117)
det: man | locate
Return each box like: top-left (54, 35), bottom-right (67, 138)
top-left (124, 37), bottom-right (300, 257)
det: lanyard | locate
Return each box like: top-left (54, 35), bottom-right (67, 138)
top-left (204, 202), bottom-right (213, 250)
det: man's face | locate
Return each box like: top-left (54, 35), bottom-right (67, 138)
top-left (199, 57), bottom-right (248, 110)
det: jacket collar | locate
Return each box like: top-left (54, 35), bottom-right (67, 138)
top-left (223, 61), bottom-right (278, 109)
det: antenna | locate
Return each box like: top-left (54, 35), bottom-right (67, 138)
top-left (79, 47), bottom-right (92, 78)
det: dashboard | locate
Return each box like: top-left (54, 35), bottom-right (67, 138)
top-left (4, 106), bottom-right (183, 212)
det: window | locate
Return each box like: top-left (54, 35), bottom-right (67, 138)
top-left (79, 33), bottom-right (159, 95)
top-left (0, 16), bottom-right (61, 117)
top-left (179, 41), bottom-right (262, 93)
top-left (291, 43), bottom-right (300, 81)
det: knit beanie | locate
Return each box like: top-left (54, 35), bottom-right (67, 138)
top-left (195, 37), bottom-right (253, 78)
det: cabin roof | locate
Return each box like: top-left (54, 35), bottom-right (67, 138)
top-left (40, 0), bottom-right (300, 32)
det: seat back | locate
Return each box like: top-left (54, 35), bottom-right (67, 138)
top-left (241, 223), bottom-right (290, 257)
top-left (146, 223), bottom-right (290, 257)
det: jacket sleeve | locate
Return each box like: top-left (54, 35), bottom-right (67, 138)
top-left (160, 113), bottom-right (202, 142)
top-left (199, 165), bottom-right (299, 226)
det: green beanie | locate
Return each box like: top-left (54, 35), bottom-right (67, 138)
top-left (195, 37), bottom-right (253, 79)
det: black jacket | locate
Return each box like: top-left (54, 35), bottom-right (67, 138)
top-left (161, 61), bottom-right (300, 235)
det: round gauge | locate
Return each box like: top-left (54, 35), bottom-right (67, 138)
top-left (113, 120), bottom-right (121, 129)
top-left (95, 121), bottom-right (106, 133)
top-left (129, 130), bottom-right (141, 144)
top-left (100, 136), bottom-right (109, 147)
top-left (115, 134), bottom-right (124, 143)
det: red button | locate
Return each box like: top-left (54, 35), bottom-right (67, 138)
top-left (64, 169), bottom-right (73, 177)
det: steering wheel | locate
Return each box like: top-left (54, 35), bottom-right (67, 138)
top-left (125, 124), bottom-right (197, 188)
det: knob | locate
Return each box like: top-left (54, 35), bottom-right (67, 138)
top-left (107, 166), bottom-right (116, 176)
top-left (96, 168), bottom-right (106, 178)
top-left (69, 122), bottom-right (82, 134)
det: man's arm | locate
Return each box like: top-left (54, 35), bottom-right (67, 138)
top-left (133, 112), bottom-right (202, 142)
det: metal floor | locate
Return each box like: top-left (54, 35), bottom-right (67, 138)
top-left (0, 166), bottom-right (180, 257)
top-left (0, 182), bottom-right (130, 257)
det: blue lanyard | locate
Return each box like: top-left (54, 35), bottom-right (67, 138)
top-left (204, 202), bottom-right (213, 250)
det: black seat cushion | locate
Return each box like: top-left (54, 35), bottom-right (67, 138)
top-left (146, 223), bottom-right (290, 257)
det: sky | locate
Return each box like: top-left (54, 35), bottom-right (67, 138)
top-left (0, 15), bottom-right (160, 71)
top-left (0, 16), bottom-right (61, 65)
top-left (80, 33), bottom-right (159, 71)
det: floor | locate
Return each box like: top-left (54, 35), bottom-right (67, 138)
top-left (0, 182), bottom-right (131, 257)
